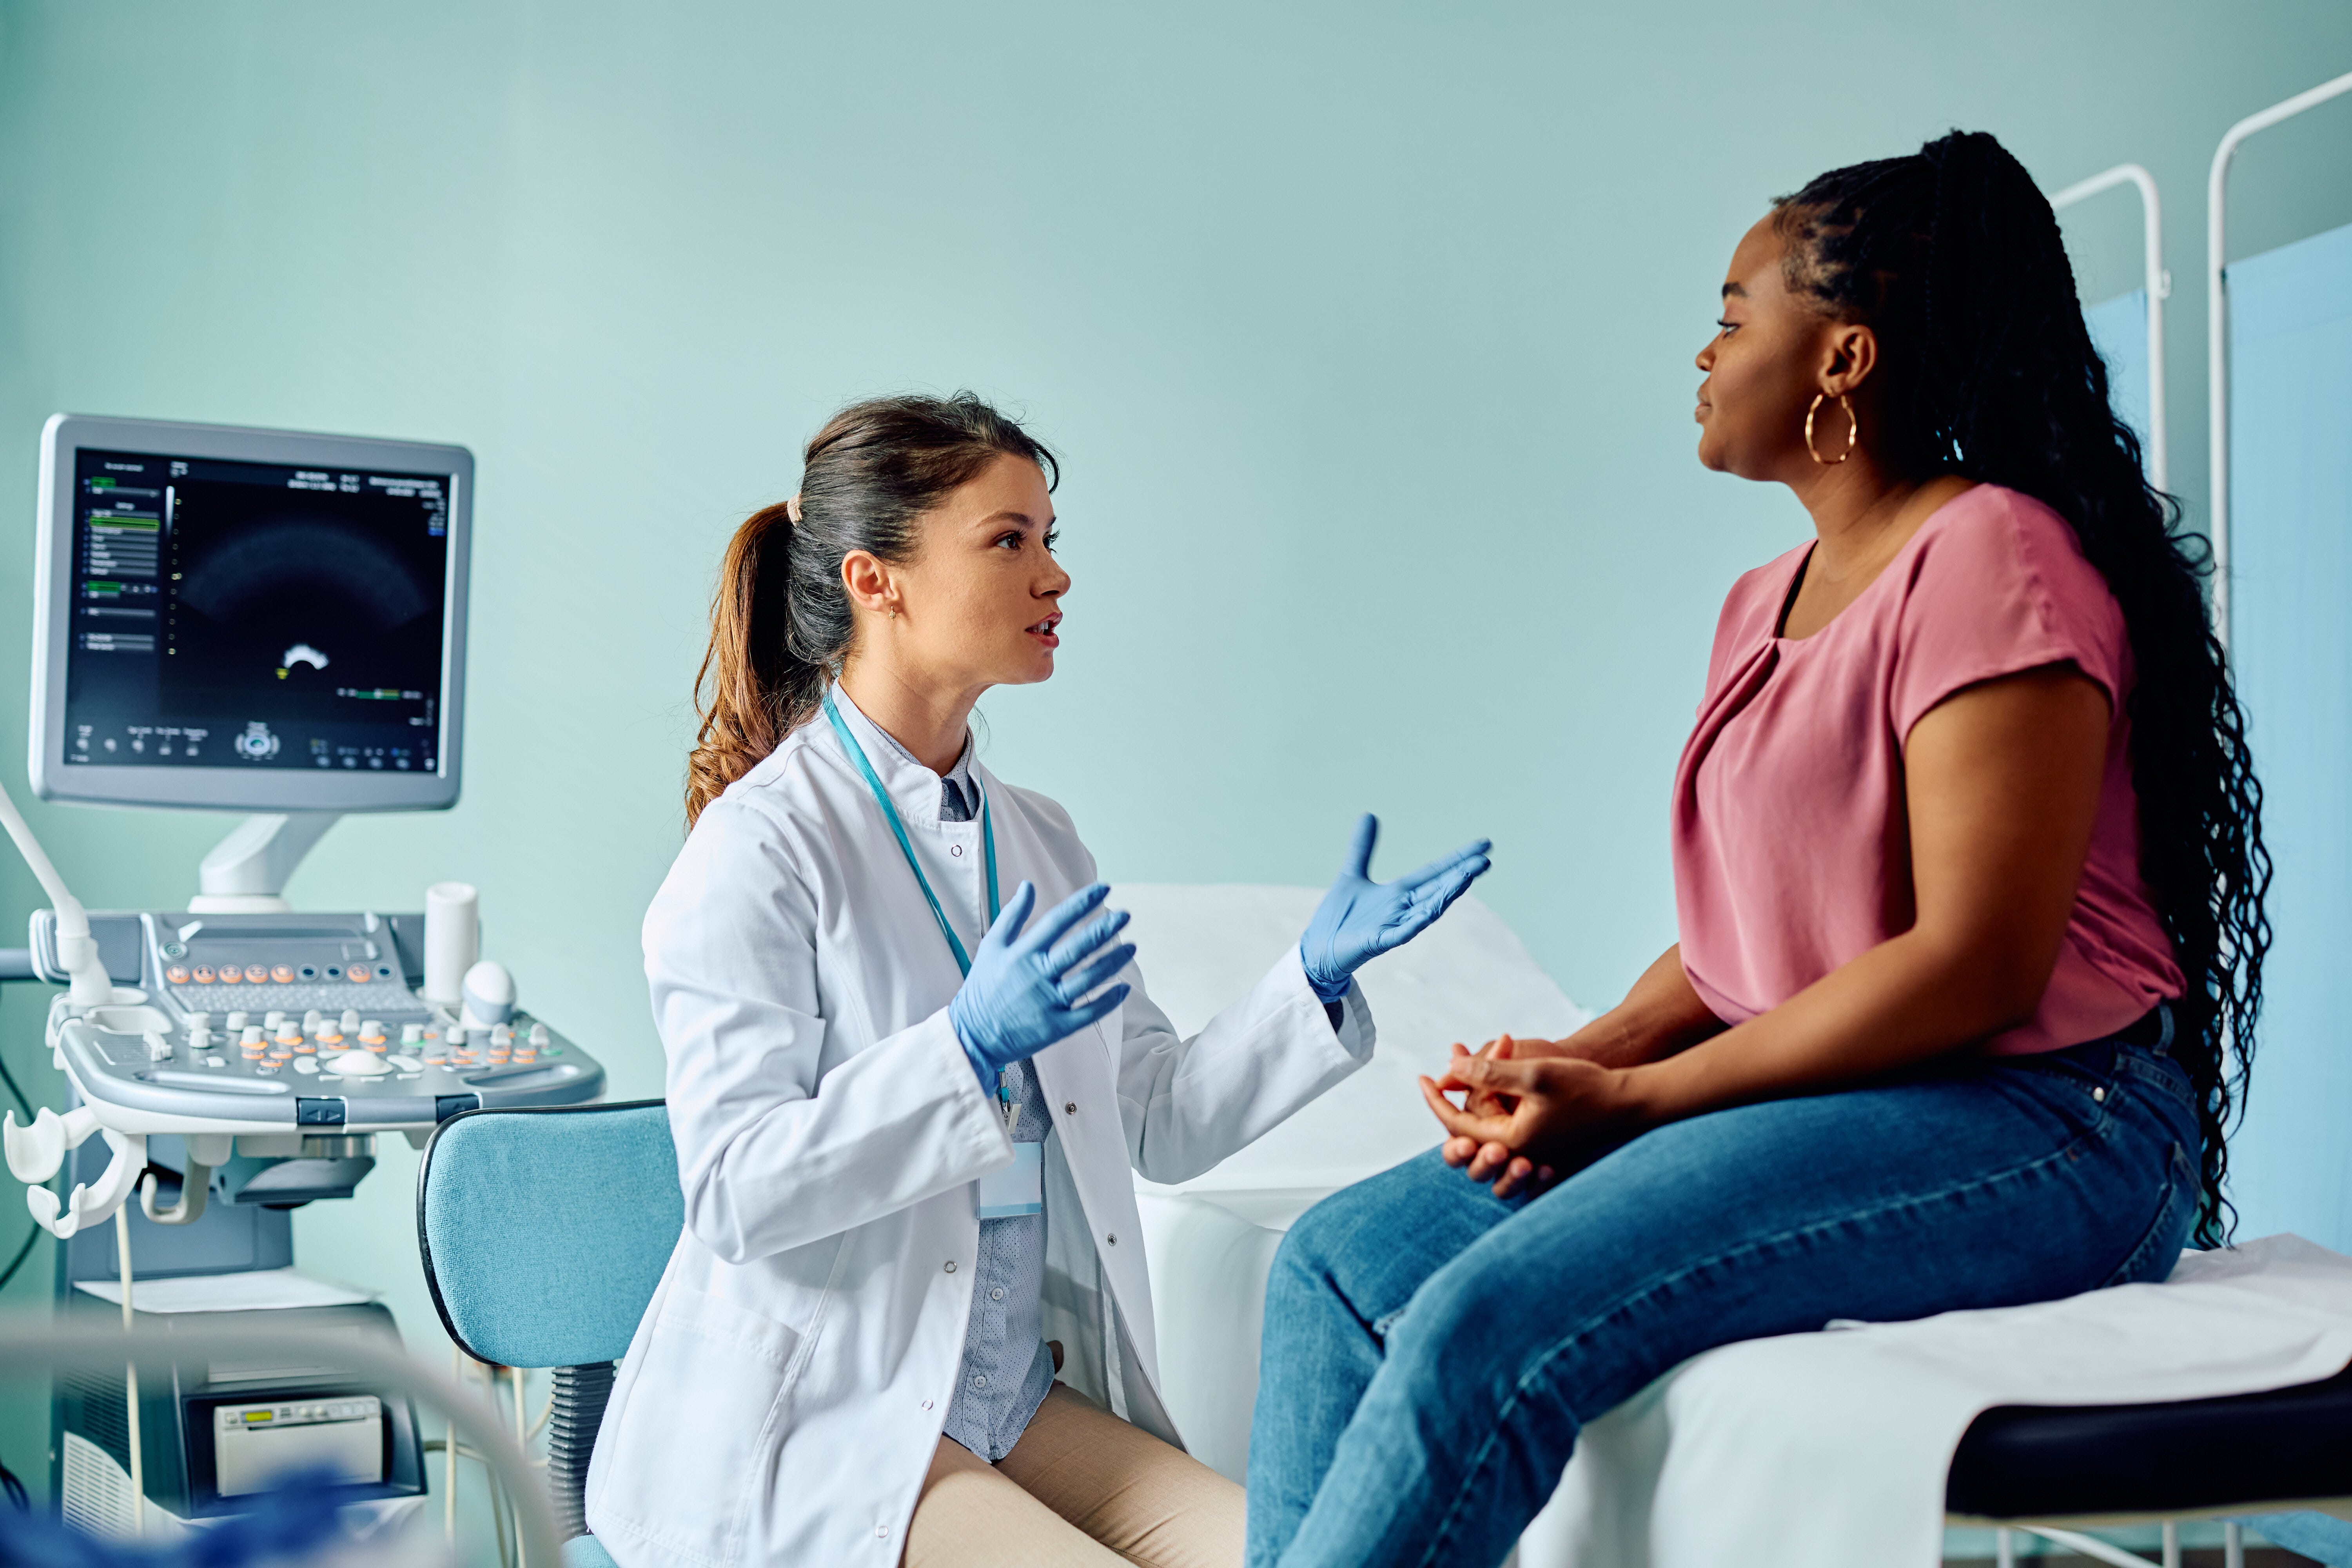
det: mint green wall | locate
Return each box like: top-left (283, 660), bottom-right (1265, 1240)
top-left (1, 0), bottom-right (2348, 1508)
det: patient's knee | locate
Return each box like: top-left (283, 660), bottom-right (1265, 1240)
top-left (1270, 1195), bottom-right (1346, 1290)
top-left (1276, 1165), bottom-right (1407, 1282)
top-left (1381, 1243), bottom-right (1520, 1371)
top-left (1270, 1150), bottom-right (1472, 1312)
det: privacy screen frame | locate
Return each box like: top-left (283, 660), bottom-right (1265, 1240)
top-left (29, 413), bottom-right (473, 811)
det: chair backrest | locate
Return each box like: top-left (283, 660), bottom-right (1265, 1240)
top-left (416, 1100), bottom-right (682, 1370)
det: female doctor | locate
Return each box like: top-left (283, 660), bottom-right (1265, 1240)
top-left (584, 393), bottom-right (1491, 1568)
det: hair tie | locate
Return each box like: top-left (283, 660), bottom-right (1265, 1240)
top-left (784, 494), bottom-right (804, 525)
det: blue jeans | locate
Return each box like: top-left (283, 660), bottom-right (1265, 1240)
top-left (1245, 1020), bottom-right (2204, 1568)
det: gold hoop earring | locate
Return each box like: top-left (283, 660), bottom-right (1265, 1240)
top-left (1805, 393), bottom-right (1859, 465)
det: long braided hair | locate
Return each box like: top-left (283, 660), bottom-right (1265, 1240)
top-left (1774, 131), bottom-right (2270, 1245)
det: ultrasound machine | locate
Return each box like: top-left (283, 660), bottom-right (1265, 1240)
top-left (0, 414), bottom-right (608, 1538)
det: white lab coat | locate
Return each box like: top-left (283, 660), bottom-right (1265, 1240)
top-left (584, 698), bottom-right (1375, 1568)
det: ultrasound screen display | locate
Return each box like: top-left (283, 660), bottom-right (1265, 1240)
top-left (63, 447), bottom-right (450, 773)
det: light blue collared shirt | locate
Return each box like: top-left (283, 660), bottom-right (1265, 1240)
top-left (831, 688), bottom-right (1056, 1461)
top-left (940, 1062), bottom-right (1056, 1461)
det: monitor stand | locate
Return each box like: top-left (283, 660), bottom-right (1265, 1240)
top-left (191, 813), bottom-right (342, 914)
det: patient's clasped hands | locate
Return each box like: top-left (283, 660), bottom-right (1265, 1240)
top-left (1421, 1034), bottom-right (1638, 1199)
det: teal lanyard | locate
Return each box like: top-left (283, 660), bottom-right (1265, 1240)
top-left (823, 692), bottom-right (1000, 977)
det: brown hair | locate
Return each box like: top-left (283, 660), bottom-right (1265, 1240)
top-left (684, 392), bottom-right (1058, 827)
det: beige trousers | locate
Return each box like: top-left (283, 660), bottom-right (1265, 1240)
top-left (903, 1385), bottom-right (1245, 1568)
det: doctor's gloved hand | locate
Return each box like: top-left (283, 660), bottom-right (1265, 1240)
top-left (1299, 814), bottom-right (1492, 1004)
top-left (949, 882), bottom-right (1136, 1087)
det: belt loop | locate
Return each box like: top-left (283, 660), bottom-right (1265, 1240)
top-left (2153, 1000), bottom-right (2175, 1055)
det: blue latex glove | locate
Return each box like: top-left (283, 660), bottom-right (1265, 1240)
top-left (1299, 815), bottom-right (1493, 1004)
top-left (949, 881), bottom-right (1136, 1087)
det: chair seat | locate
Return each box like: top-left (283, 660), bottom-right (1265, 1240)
top-left (1946, 1364), bottom-right (2352, 1518)
top-left (563, 1533), bottom-right (619, 1568)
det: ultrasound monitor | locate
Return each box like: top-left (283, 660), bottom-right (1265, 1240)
top-left (31, 415), bottom-right (473, 813)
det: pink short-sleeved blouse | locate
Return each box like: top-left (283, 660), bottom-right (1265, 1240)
top-left (1671, 484), bottom-right (2184, 1055)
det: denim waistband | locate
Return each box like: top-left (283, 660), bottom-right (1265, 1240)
top-left (2112, 1000), bottom-right (2174, 1053)
top-left (2028, 1002), bottom-right (2191, 1107)
top-left (2047, 998), bottom-right (2172, 1067)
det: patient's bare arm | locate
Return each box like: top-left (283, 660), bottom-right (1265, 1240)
top-left (1535, 945), bottom-right (1729, 1069)
top-left (1427, 668), bottom-right (2111, 1200)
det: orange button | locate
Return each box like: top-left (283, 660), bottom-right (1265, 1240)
top-left (192, 966), bottom-right (216, 983)
top-left (272, 965), bottom-right (295, 984)
top-left (244, 965), bottom-right (269, 983)
top-left (166, 965), bottom-right (190, 985)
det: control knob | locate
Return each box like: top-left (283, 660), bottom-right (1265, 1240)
top-left (461, 960), bottom-right (515, 1027)
top-left (321, 1050), bottom-right (391, 1078)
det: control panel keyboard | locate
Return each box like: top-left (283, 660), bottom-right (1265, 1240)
top-left (170, 980), bottom-right (423, 1016)
top-left (29, 907), bottom-right (606, 1132)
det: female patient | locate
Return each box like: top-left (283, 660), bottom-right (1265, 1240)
top-left (584, 393), bottom-right (1489, 1568)
top-left (1247, 132), bottom-right (2270, 1567)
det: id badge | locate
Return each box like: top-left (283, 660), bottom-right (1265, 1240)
top-left (977, 1143), bottom-right (1044, 1219)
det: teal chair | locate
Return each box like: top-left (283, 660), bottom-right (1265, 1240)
top-left (417, 1100), bottom-right (682, 1568)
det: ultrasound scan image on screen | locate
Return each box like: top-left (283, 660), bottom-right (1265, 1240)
top-left (64, 447), bottom-right (451, 774)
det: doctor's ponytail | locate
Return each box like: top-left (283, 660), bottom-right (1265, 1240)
top-left (685, 392), bottom-right (1057, 828)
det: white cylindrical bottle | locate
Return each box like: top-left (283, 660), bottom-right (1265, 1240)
top-left (424, 881), bottom-right (479, 1005)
